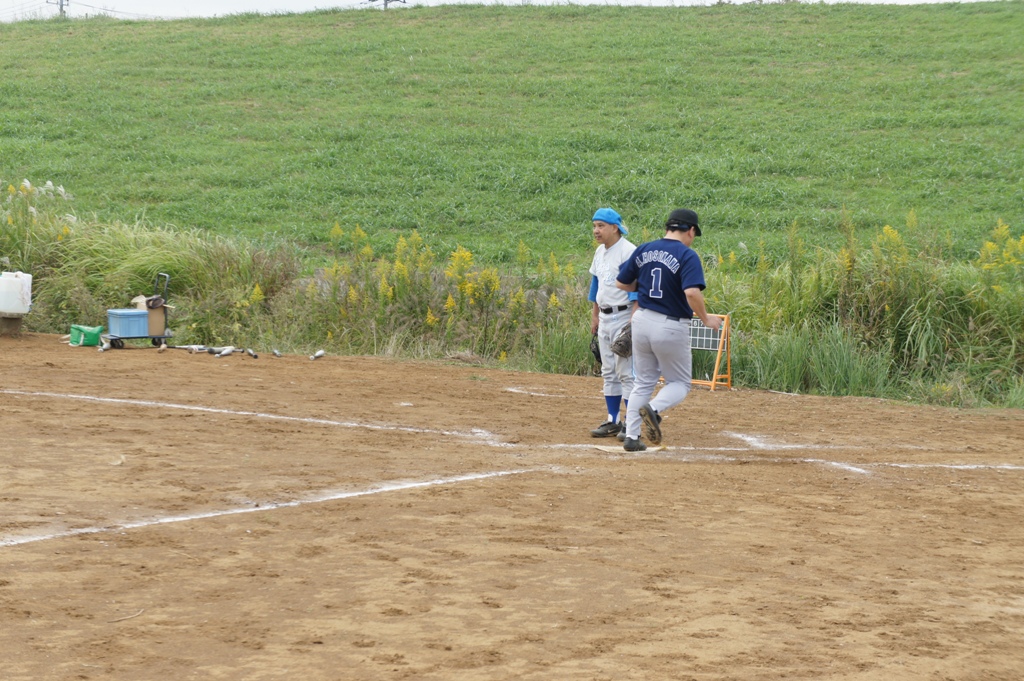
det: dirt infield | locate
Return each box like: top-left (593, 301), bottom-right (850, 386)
top-left (2, 332), bottom-right (1023, 680)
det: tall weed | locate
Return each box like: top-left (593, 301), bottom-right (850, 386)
top-left (7, 186), bottom-right (1023, 407)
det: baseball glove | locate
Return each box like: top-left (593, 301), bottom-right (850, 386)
top-left (590, 332), bottom-right (601, 364)
top-left (610, 324), bottom-right (632, 358)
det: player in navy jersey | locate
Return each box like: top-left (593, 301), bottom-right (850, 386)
top-left (615, 208), bottom-right (722, 452)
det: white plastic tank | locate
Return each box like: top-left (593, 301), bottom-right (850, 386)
top-left (0, 271), bottom-right (32, 315)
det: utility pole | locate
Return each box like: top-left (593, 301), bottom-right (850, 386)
top-left (46, 0), bottom-right (67, 18)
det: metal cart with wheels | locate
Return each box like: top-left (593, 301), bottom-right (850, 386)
top-left (103, 273), bottom-right (173, 349)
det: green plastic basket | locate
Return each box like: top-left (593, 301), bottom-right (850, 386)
top-left (70, 324), bottom-right (103, 347)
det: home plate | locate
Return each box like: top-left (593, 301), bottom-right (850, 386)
top-left (593, 444), bottom-right (665, 453)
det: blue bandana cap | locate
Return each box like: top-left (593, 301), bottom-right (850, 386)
top-left (592, 208), bottom-right (627, 235)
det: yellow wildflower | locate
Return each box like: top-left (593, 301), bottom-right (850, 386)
top-left (838, 247), bottom-right (854, 273)
top-left (407, 230), bottom-right (424, 252)
top-left (516, 241), bottom-right (531, 269)
top-left (978, 241), bottom-right (999, 269)
top-left (905, 209), bottom-right (918, 232)
top-left (425, 308), bottom-right (439, 327)
top-left (881, 225), bottom-right (902, 246)
top-left (509, 287), bottom-right (526, 311)
top-left (479, 267), bottom-right (501, 296)
top-left (379, 273), bottom-right (394, 301)
top-left (548, 292), bottom-right (560, 308)
top-left (416, 245), bottom-right (435, 271)
top-left (444, 293), bottom-right (457, 314)
top-left (992, 219), bottom-right (1010, 245)
top-left (445, 245), bottom-right (473, 281)
top-left (249, 283), bottom-right (264, 305)
top-left (547, 253), bottom-right (560, 277)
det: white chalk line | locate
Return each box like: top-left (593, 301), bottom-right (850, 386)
top-left (725, 432), bottom-right (823, 450)
top-left (879, 462), bottom-right (1024, 471)
top-left (0, 389), bottom-right (506, 446)
top-left (5, 390), bottom-right (1019, 476)
top-left (803, 459), bottom-right (873, 475)
top-left (543, 443), bottom-right (754, 453)
top-left (0, 469), bottom-right (541, 549)
top-left (575, 434), bottom-right (1019, 476)
top-left (630, 450), bottom-right (1024, 475)
top-left (723, 431), bottom-right (927, 451)
top-left (546, 435), bottom-right (895, 454)
top-left (718, 433), bottom-right (1024, 473)
top-left (595, 448), bottom-right (875, 474)
top-left (505, 387), bottom-right (601, 399)
top-left (0, 389), bottom-right (924, 456)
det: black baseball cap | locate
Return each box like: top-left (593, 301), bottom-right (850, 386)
top-left (666, 208), bottom-right (701, 236)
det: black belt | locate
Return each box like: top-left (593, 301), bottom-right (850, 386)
top-left (639, 308), bottom-right (691, 322)
top-left (600, 304), bottom-right (629, 314)
top-left (645, 310), bottom-right (688, 322)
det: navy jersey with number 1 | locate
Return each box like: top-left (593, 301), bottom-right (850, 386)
top-left (617, 238), bottom-right (706, 319)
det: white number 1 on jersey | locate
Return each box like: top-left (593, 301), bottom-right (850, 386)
top-left (650, 267), bottom-right (663, 299)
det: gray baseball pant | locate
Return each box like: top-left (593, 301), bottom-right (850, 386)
top-left (625, 308), bottom-right (692, 440)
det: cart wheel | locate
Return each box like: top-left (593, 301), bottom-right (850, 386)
top-left (151, 338), bottom-right (163, 347)
top-left (111, 339), bottom-right (125, 349)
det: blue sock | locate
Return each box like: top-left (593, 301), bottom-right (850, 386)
top-left (605, 395), bottom-right (622, 423)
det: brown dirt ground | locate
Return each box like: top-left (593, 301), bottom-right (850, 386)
top-left (2, 332), bottom-right (1024, 681)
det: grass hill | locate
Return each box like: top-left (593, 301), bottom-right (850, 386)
top-left (2, 2), bottom-right (1022, 263)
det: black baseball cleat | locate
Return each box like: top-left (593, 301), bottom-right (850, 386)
top-left (639, 405), bottom-right (662, 445)
top-left (622, 437), bottom-right (647, 452)
top-left (590, 421), bottom-right (623, 438)
top-left (616, 422), bottom-right (627, 441)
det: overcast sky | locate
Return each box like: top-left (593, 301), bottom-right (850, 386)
top-left (0, 0), bottom-right (995, 22)
top-left (0, 0), bottom-right (998, 23)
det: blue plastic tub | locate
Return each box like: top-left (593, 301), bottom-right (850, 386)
top-left (107, 309), bottom-right (149, 338)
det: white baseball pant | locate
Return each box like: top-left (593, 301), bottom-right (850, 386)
top-left (597, 308), bottom-right (634, 400)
